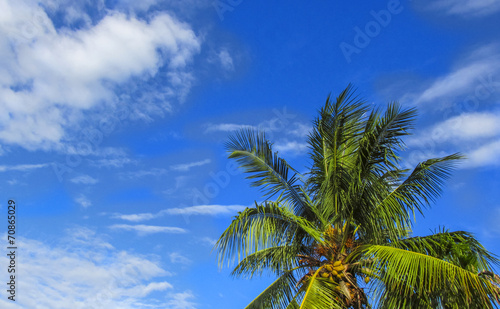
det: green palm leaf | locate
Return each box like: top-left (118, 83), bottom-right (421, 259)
top-left (365, 245), bottom-right (499, 308)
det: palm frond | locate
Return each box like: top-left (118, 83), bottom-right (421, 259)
top-left (364, 245), bottom-right (499, 308)
top-left (366, 153), bottom-right (464, 242)
top-left (389, 229), bottom-right (500, 271)
top-left (215, 201), bottom-right (323, 268)
top-left (245, 269), bottom-right (299, 309)
top-left (299, 266), bottom-right (343, 309)
top-left (227, 129), bottom-right (309, 215)
top-left (231, 245), bottom-right (304, 278)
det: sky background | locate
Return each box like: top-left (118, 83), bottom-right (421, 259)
top-left (0, 0), bottom-right (499, 308)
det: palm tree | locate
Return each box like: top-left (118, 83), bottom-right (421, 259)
top-left (215, 85), bottom-right (500, 308)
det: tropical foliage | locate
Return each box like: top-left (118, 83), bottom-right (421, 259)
top-left (215, 85), bottom-right (500, 308)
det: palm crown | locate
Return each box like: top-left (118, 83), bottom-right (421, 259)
top-left (215, 85), bottom-right (500, 308)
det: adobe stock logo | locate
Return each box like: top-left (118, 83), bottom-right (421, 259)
top-left (213, 0), bottom-right (244, 21)
top-left (340, 0), bottom-right (404, 63)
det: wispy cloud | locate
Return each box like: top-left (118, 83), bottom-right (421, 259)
top-left (109, 224), bottom-right (187, 235)
top-left (408, 112), bottom-right (500, 146)
top-left (120, 168), bottom-right (169, 179)
top-left (199, 237), bottom-right (217, 246)
top-left (204, 123), bottom-right (255, 133)
top-left (428, 0), bottom-right (500, 17)
top-left (414, 45), bottom-right (500, 105)
top-left (91, 157), bottom-right (136, 168)
top-left (169, 252), bottom-right (192, 265)
top-left (407, 111), bottom-right (500, 168)
top-left (75, 194), bottom-right (92, 208)
top-left (0, 163), bottom-right (48, 172)
top-left (164, 205), bottom-right (247, 216)
top-left (112, 213), bottom-right (157, 222)
top-left (218, 48), bottom-right (234, 71)
top-left (112, 204), bottom-right (248, 222)
top-left (466, 139), bottom-right (500, 168)
top-left (170, 159), bottom-right (211, 172)
top-left (70, 174), bottom-right (99, 185)
top-left (165, 291), bottom-right (198, 309)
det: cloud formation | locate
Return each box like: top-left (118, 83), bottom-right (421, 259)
top-left (70, 174), bottom-right (99, 184)
top-left (170, 159), bottom-right (211, 172)
top-left (0, 1), bottom-right (201, 151)
top-left (109, 224), bottom-right (188, 235)
top-left (112, 204), bottom-right (248, 222)
top-left (415, 45), bottom-right (500, 105)
top-left (0, 228), bottom-right (186, 308)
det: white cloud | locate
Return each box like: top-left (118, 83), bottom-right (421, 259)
top-left (289, 123), bottom-right (312, 137)
top-left (112, 213), bottom-right (157, 222)
top-left (90, 157), bottom-right (136, 168)
top-left (466, 139), bottom-right (500, 167)
top-left (170, 159), bottom-right (211, 172)
top-left (429, 0), bottom-right (500, 17)
top-left (120, 168), bottom-right (169, 179)
top-left (0, 229), bottom-right (180, 309)
top-left (165, 291), bottom-right (198, 309)
top-left (199, 236), bottom-right (217, 246)
top-left (408, 112), bottom-right (500, 146)
top-left (0, 163), bottom-right (48, 172)
top-left (75, 194), bottom-right (92, 208)
top-left (274, 140), bottom-right (309, 155)
top-left (0, 1), bottom-right (201, 151)
top-left (169, 252), bottom-right (192, 265)
top-left (112, 204), bottom-right (248, 222)
top-left (70, 174), bottom-right (99, 184)
top-left (218, 48), bottom-right (234, 71)
top-left (414, 45), bottom-right (500, 105)
top-left (204, 123), bottom-right (255, 133)
top-left (405, 111), bottom-right (500, 169)
top-left (165, 204), bottom-right (247, 216)
top-left (109, 224), bottom-right (187, 235)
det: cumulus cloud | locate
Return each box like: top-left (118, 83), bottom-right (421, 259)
top-left (0, 1), bottom-right (201, 151)
top-left (0, 228), bottom-right (183, 309)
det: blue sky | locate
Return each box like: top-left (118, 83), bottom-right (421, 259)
top-left (0, 0), bottom-right (500, 308)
